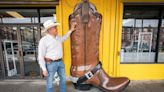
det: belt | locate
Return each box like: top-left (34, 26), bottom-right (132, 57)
top-left (77, 62), bottom-right (102, 84)
top-left (44, 57), bottom-right (62, 63)
top-left (68, 62), bottom-right (102, 84)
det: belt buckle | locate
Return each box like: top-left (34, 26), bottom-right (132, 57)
top-left (85, 71), bottom-right (93, 79)
top-left (56, 58), bottom-right (62, 62)
top-left (46, 62), bottom-right (51, 64)
top-left (55, 59), bottom-right (59, 62)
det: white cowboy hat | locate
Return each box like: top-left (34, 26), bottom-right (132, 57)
top-left (43, 20), bottom-right (60, 31)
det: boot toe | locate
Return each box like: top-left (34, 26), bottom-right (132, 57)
top-left (109, 77), bottom-right (130, 92)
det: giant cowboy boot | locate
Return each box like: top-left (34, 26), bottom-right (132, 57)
top-left (69, 0), bottom-right (130, 92)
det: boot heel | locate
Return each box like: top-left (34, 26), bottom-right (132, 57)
top-left (73, 83), bottom-right (92, 91)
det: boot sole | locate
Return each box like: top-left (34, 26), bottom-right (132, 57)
top-left (73, 83), bottom-right (93, 91)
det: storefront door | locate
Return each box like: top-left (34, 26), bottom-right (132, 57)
top-left (0, 24), bottom-right (41, 78)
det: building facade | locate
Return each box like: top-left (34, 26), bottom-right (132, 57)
top-left (0, 0), bottom-right (164, 80)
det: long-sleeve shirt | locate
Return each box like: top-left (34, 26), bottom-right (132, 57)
top-left (38, 31), bottom-right (72, 71)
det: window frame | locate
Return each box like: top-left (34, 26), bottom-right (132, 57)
top-left (121, 5), bottom-right (164, 64)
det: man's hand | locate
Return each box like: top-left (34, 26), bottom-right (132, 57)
top-left (70, 22), bottom-right (77, 32)
top-left (43, 70), bottom-right (48, 77)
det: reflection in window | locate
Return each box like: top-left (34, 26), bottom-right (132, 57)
top-left (0, 9), bottom-right (38, 23)
top-left (0, 8), bottom-right (56, 77)
top-left (40, 9), bottom-right (55, 23)
top-left (158, 19), bottom-right (164, 62)
top-left (121, 6), bottom-right (161, 63)
top-left (40, 9), bottom-right (56, 36)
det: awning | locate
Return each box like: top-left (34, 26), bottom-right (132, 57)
top-left (0, 0), bottom-right (60, 7)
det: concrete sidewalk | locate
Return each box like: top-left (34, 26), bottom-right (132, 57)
top-left (0, 79), bottom-right (164, 92)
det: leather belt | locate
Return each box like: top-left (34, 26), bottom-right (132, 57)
top-left (77, 62), bottom-right (102, 84)
top-left (45, 57), bottom-right (62, 63)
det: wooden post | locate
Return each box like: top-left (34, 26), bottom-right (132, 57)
top-left (0, 37), bottom-right (5, 78)
top-left (16, 27), bottom-right (25, 78)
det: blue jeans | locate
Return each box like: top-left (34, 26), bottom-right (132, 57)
top-left (46, 60), bottom-right (66, 92)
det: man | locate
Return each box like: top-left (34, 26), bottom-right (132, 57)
top-left (38, 20), bottom-right (76, 92)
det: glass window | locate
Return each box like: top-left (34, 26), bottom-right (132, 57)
top-left (158, 16), bottom-right (164, 63)
top-left (0, 9), bottom-right (38, 23)
top-left (121, 6), bottom-right (160, 63)
top-left (40, 9), bottom-right (56, 36)
top-left (40, 9), bottom-right (55, 23)
top-left (0, 8), bottom-right (56, 78)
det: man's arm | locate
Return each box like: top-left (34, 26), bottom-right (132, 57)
top-left (38, 38), bottom-right (47, 71)
top-left (60, 31), bottom-right (73, 42)
top-left (60, 22), bottom-right (77, 42)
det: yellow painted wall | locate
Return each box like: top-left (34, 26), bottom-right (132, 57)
top-left (56, 0), bottom-right (164, 80)
top-left (123, 0), bottom-right (164, 3)
top-left (120, 64), bottom-right (164, 80)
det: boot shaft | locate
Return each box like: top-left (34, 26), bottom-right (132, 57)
top-left (69, 1), bottom-right (102, 77)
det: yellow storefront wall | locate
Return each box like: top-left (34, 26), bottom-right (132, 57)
top-left (124, 0), bottom-right (164, 3)
top-left (120, 64), bottom-right (164, 80)
top-left (56, 0), bottom-right (164, 80)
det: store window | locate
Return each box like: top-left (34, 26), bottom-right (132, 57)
top-left (40, 9), bottom-right (56, 36)
top-left (0, 8), bottom-right (55, 78)
top-left (121, 5), bottom-right (164, 63)
top-left (0, 9), bottom-right (38, 23)
top-left (158, 15), bottom-right (164, 63)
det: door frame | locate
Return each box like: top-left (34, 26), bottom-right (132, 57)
top-left (3, 40), bottom-right (17, 77)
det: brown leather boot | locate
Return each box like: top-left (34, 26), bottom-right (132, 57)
top-left (86, 68), bottom-right (130, 92)
top-left (69, 1), bottom-right (130, 92)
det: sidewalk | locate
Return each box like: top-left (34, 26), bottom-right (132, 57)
top-left (0, 79), bottom-right (164, 92)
